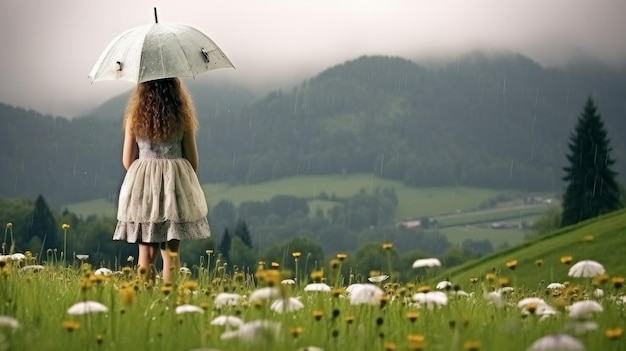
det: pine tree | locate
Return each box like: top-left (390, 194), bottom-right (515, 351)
top-left (561, 98), bottom-right (622, 227)
top-left (28, 195), bottom-right (58, 252)
top-left (234, 219), bottom-right (253, 249)
top-left (218, 228), bottom-right (232, 262)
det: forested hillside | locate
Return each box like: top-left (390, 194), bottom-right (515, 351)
top-left (1, 52), bottom-right (625, 207)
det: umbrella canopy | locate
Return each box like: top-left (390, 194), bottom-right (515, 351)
top-left (567, 259), bottom-right (605, 278)
top-left (89, 16), bottom-right (234, 83)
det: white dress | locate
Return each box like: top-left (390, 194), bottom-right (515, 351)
top-left (113, 135), bottom-right (211, 243)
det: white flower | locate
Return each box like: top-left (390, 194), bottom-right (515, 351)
top-left (20, 265), bottom-right (44, 272)
top-left (0, 316), bottom-right (19, 330)
top-left (546, 283), bottom-right (565, 290)
top-left (485, 291), bottom-right (504, 308)
top-left (304, 283), bottom-right (331, 292)
top-left (297, 347), bottom-right (324, 351)
top-left (75, 254), bottom-right (89, 260)
top-left (9, 253), bottom-right (25, 261)
top-left (518, 298), bottom-right (547, 309)
top-left (179, 267), bottom-right (192, 274)
top-left (348, 284), bottom-right (384, 306)
top-left (249, 287), bottom-right (281, 301)
top-left (220, 320), bottom-right (280, 343)
top-left (568, 260), bottom-right (605, 278)
top-left (412, 258), bottom-right (441, 268)
top-left (67, 301), bottom-right (109, 315)
top-left (526, 333), bottom-right (584, 351)
top-left (451, 290), bottom-right (471, 297)
top-left (412, 291), bottom-right (448, 308)
top-left (497, 287), bottom-right (515, 294)
top-left (214, 293), bottom-right (242, 307)
top-left (281, 279), bottom-right (296, 285)
top-left (94, 267), bottom-right (113, 276)
top-left (436, 281), bottom-right (452, 290)
top-left (368, 274), bottom-right (389, 283)
top-left (176, 304), bottom-right (204, 314)
top-left (566, 300), bottom-right (603, 319)
top-left (210, 315), bottom-right (244, 328)
top-left (593, 289), bottom-right (604, 298)
top-left (270, 297), bottom-right (304, 313)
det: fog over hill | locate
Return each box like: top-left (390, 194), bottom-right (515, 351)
top-left (1, 52), bottom-right (625, 207)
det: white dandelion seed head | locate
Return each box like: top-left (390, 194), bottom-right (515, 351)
top-left (304, 283), bottom-right (331, 292)
top-left (546, 283), bottom-right (565, 290)
top-left (67, 301), bottom-right (109, 315)
top-left (249, 287), bottom-right (281, 301)
top-left (412, 258), bottom-right (441, 269)
top-left (179, 267), bottom-right (192, 275)
top-left (368, 274), bottom-right (389, 283)
top-left (566, 300), bottom-right (603, 319)
top-left (526, 333), bottom-right (585, 351)
top-left (270, 297), bottom-right (304, 313)
top-left (94, 267), bottom-right (113, 276)
top-left (281, 279), bottom-right (296, 285)
top-left (176, 304), bottom-right (205, 314)
top-left (210, 315), bottom-right (244, 328)
top-left (567, 260), bottom-right (605, 278)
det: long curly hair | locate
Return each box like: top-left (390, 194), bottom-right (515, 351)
top-left (124, 78), bottom-right (197, 142)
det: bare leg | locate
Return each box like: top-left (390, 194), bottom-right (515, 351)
top-left (161, 240), bottom-right (180, 285)
top-left (138, 243), bottom-right (158, 285)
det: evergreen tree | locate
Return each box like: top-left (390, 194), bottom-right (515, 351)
top-left (561, 98), bottom-right (622, 227)
top-left (28, 195), bottom-right (58, 252)
top-left (234, 219), bottom-right (253, 249)
top-left (218, 228), bottom-right (232, 262)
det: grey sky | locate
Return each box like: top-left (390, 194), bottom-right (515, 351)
top-left (1, 0), bottom-right (625, 118)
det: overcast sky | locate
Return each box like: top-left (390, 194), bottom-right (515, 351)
top-left (1, 0), bottom-right (625, 118)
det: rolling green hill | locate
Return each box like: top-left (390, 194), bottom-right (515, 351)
top-left (432, 208), bottom-right (626, 289)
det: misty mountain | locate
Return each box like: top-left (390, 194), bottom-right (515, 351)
top-left (1, 52), bottom-right (625, 208)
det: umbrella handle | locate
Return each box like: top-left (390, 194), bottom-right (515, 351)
top-left (154, 7), bottom-right (158, 24)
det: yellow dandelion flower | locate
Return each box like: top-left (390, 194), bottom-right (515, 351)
top-left (593, 273), bottom-right (610, 286)
top-left (583, 235), bottom-right (594, 243)
top-left (205, 249), bottom-right (213, 255)
top-left (613, 276), bottom-right (625, 289)
top-left (122, 266), bottom-right (132, 275)
top-left (329, 258), bottom-right (341, 270)
top-left (524, 302), bottom-right (539, 315)
top-left (271, 261), bottom-right (280, 269)
top-left (336, 253), bottom-right (347, 261)
top-left (506, 260), bottom-right (518, 270)
top-left (312, 310), bottom-right (323, 321)
top-left (310, 270), bottom-right (324, 283)
top-left (407, 334), bottom-right (425, 351)
top-left (560, 255), bottom-right (573, 265)
top-left (417, 285), bottom-right (431, 293)
top-left (331, 287), bottom-right (345, 298)
top-left (485, 273), bottom-right (496, 282)
top-left (161, 284), bottom-right (172, 296)
top-left (406, 311), bottom-right (419, 322)
top-left (121, 286), bottom-right (136, 305)
top-left (384, 341), bottom-right (397, 351)
top-left (182, 280), bottom-right (199, 291)
top-left (382, 242), bottom-right (393, 250)
top-left (233, 272), bottom-right (244, 281)
top-left (499, 277), bottom-right (510, 287)
top-left (345, 315), bottom-right (355, 324)
top-left (605, 327), bottom-right (624, 340)
top-left (289, 326), bottom-right (304, 338)
top-left (535, 259), bottom-right (544, 267)
top-left (62, 320), bottom-right (80, 332)
top-left (463, 340), bottom-right (481, 351)
top-left (199, 301), bottom-right (210, 311)
top-left (469, 276), bottom-right (478, 284)
top-left (292, 252), bottom-right (302, 259)
top-left (61, 223), bottom-right (70, 230)
top-left (379, 294), bottom-right (389, 308)
top-left (264, 269), bottom-right (280, 286)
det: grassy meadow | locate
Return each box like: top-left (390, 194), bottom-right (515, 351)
top-left (1, 208), bottom-right (625, 351)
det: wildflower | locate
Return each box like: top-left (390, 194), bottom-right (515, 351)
top-left (120, 286), bottom-right (136, 305)
top-left (345, 315), bottom-right (355, 324)
top-left (121, 266), bottom-right (132, 275)
top-left (560, 255), bottom-right (573, 265)
top-left (527, 334), bottom-right (584, 351)
top-left (214, 293), bottom-right (242, 307)
top-left (175, 304), bottom-right (204, 314)
top-left (348, 284), bottom-right (384, 306)
top-left (464, 340), bottom-right (480, 351)
top-left (270, 261), bottom-right (280, 269)
top-left (499, 277), bottom-right (510, 287)
top-left (292, 252), bottom-right (301, 259)
top-left (310, 270), bottom-right (324, 283)
top-left (179, 266), bottom-right (192, 275)
top-left (417, 285), bottom-right (431, 293)
top-left (94, 267), bottom-right (112, 276)
top-left (67, 301), bottom-right (108, 315)
top-left (329, 258), bottom-right (341, 269)
top-left (5, 223), bottom-right (12, 229)
top-left (384, 341), bottom-right (397, 351)
top-left (605, 327), bottom-right (623, 340)
top-left (535, 259), bottom-right (544, 267)
top-left (62, 320), bottom-right (80, 332)
top-left (304, 283), bottom-right (331, 292)
top-left (546, 282), bottom-right (565, 289)
top-left (289, 326), bottom-right (304, 338)
top-left (567, 260), bottom-right (605, 278)
top-left (583, 235), bottom-right (594, 242)
top-left (312, 310), bottom-right (323, 321)
top-left (95, 334), bottom-right (104, 344)
top-left (379, 295), bottom-right (389, 308)
top-left (407, 311), bottom-right (419, 322)
top-left (206, 249), bottom-right (213, 255)
top-left (76, 254), bottom-right (89, 261)
top-left (566, 300), bottom-right (603, 319)
top-left (506, 259), bottom-right (518, 270)
top-left (436, 281), bottom-right (452, 290)
top-left (61, 223), bottom-right (70, 230)
top-left (407, 333), bottom-right (425, 351)
top-left (331, 287), bottom-right (345, 298)
top-left (281, 279), bottom-right (295, 285)
top-left (271, 297), bottom-right (304, 313)
top-left (336, 253), bottom-right (347, 261)
top-left (220, 320), bottom-right (281, 343)
top-left (210, 315), bottom-right (244, 328)
top-left (182, 280), bottom-right (199, 291)
top-left (368, 274), bottom-right (389, 283)
top-left (613, 276), bottom-right (625, 289)
top-left (469, 276), bottom-right (478, 284)
top-left (485, 273), bottom-right (496, 282)
top-left (127, 256), bottom-right (134, 263)
top-left (412, 258), bottom-right (441, 268)
top-left (249, 286), bottom-right (281, 301)
top-left (592, 273), bottom-right (610, 285)
top-left (382, 242), bottom-right (393, 250)
top-left (412, 291), bottom-right (448, 309)
top-left (0, 316), bottom-right (19, 330)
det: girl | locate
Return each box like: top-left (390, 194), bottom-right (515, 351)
top-left (113, 77), bottom-right (211, 285)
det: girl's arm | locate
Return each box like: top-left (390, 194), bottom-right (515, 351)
top-left (182, 130), bottom-right (199, 172)
top-left (122, 127), bottom-right (138, 170)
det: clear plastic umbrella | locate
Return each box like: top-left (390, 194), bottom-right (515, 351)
top-left (89, 8), bottom-right (234, 83)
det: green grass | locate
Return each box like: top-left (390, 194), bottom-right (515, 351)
top-left (64, 174), bottom-right (522, 221)
top-left (432, 208), bottom-right (626, 289)
top-left (439, 226), bottom-right (529, 248)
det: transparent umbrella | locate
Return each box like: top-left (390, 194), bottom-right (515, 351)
top-left (89, 8), bottom-right (234, 83)
top-left (567, 260), bottom-right (605, 278)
